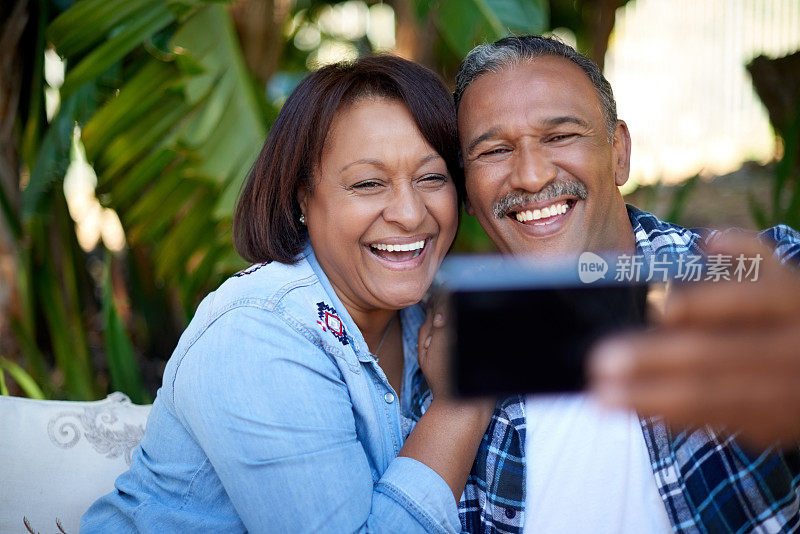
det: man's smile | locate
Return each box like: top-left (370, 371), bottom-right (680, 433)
top-left (512, 200), bottom-right (574, 223)
top-left (505, 198), bottom-right (578, 237)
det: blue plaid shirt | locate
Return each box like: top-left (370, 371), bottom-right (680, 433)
top-left (459, 205), bottom-right (800, 533)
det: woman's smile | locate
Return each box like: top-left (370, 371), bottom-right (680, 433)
top-left (367, 235), bottom-right (431, 269)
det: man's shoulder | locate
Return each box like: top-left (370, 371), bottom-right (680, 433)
top-left (626, 205), bottom-right (710, 257)
top-left (627, 204), bottom-right (800, 265)
top-left (758, 224), bottom-right (800, 265)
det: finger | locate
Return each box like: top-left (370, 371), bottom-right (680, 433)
top-left (662, 256), bottom-right (800, 328)
top-left (418, 311), bottom-right (434, 353)
top-left (593, 327), bottom-right (800, 385)
top-left (591, 327), bottom-right (800, 429)
top-left (704, 230), bottom-right (769, 257)
top-left (429, 292), bottom-right (450, 329)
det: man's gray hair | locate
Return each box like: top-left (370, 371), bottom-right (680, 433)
top-left (454, 35), bottom-right (618, 141)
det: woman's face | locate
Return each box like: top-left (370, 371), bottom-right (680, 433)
top-left (299, 97), bottom-right (458, 312)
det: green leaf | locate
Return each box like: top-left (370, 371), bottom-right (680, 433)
top-left (413, 0), bottom-right (438, 21)
top-left (779, 108), bottom-right (800, 228)
top-left (20, 0), bottom-right (49, 171)
top-left (96, 97), bottom-right (189, 180)
top-left (213, 148), bottom-right (259, 219)
top-left (483, 0), bottom-right (548, 33)
top-left (666, 174), bottom-right (698, 226)
top-left (60, 4), bottom-right (175, 97)
top-left (102, 253), bottom-right (150, 404)
top-left (123, 170), bottom-right (190, 241)
top-left (23, 83), bottom-right (97, 218)
top-left (435, 0), bottom-right (548, 57)
top-left (0, 357), bottom-right (45, 399)
top-left (748, 193), bottom-right (769, 229)
top-left (0, 176), bottom-right (21, 240)
top-left (102, 148), bottom-right (177, 208)
top-left (82, 60), bottom-right (179, 160)
top-left (153, 194), bottom-right (217, 280)
top-left (42, 1), bottom-right (267, 371)
top-left (49, 0), bottom-right (163, 58)
top-left (436, 0), bottom-right (486, 58)
top-left (33, 194), bottom-right (97, 400)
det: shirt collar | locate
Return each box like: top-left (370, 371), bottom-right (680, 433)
top-left (626, 204), bottom-right (708, 258)
top-left (301, 242), bottom-right (426, 368)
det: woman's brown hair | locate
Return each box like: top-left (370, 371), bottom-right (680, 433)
top-left (233, 55), bottom-right (461, 264)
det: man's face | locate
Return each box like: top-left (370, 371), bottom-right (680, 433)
top-left (458, 55), bottom-right (633, 256)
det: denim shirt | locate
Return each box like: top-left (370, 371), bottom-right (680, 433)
top-left (81, 244), bottom-right (460, 533)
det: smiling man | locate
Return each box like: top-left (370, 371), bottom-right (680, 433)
top-left (453, 35), bottom-right (800, 533)
top-left (457, 51), bottom-right (633, 257)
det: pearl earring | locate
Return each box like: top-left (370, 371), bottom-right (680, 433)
top-left (299, 214), bottom-right (306, 225)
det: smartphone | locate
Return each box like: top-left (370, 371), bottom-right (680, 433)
top-left (436, 255), bottom-right (650, 397)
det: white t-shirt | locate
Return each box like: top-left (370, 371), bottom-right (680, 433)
top-left (523, 394), bottom-right (673, 533)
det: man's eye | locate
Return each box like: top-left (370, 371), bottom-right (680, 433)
top-left (547, 133), bottom-right (577, 143)
top-left (479, 147), bottom-right (510, 158)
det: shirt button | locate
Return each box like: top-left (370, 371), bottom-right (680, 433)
top-left (384, 392), bottom-right (395, 404)
top-left (505, 508), bottom-right (516, 519)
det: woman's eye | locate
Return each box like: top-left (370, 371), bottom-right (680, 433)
top-left (419, 174), bottom-right (447, 184)
top-left (352, 180), bottom-right (382, 190)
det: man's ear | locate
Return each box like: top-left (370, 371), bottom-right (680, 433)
top-left (612, 120), bottom-right (632, 187)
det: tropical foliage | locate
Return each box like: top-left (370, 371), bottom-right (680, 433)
top-left (1, 0), bottom-right (552, 401)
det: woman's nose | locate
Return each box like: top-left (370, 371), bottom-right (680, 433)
top-left (382, 184), bottom-right (426, 231)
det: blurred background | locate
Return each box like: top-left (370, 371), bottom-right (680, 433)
top-left (1, 0), bottom-right (798, 402)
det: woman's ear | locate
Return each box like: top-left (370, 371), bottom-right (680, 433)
top-left (297, 187), bottom-right (308, 218)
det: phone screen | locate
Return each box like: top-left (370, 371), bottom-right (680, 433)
top-left (448, 283), bottom-right (649, 397)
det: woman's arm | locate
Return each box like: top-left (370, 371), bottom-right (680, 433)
top-left (399, 400), bottom-right (494, 499)
top-left (401, 304), bottom-right (495, 500)
top-left (173, 306), bottom-right (462, 533)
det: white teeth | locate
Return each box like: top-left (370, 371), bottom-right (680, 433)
top-left (371, 240), bottom-right (426, 252)
top-left (514, 202), bottom-right (570, 223)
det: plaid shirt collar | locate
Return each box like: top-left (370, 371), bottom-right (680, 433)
top-left (459, 206), bottom-right (800, 533)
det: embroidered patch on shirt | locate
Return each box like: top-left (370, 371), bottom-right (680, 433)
top-left (316, 302), bottom-right (351, 346)
top-left (233, 262), bottom-right (269, 277)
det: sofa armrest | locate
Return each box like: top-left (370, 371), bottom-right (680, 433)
top-left (0, 392), bottom-right (151, 534)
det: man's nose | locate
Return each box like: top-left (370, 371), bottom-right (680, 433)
top-left (382, 183), bottom-right (426, 231)
top-left (508, 143), bottom-right (557, 192)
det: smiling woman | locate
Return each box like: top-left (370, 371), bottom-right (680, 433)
top-left (80, 55), bottom-right (492, 533)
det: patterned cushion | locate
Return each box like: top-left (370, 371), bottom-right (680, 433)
top-left (0, 392), bottom-right (151, 534)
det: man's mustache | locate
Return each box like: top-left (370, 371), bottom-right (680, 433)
top-left (493, 180), bottom-right (588, 219)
